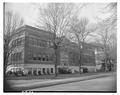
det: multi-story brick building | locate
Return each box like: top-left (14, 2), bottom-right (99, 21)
top-left (59, 39), bottom-right (98, 72)
top-left (7, 25), bottom-right (103, 75)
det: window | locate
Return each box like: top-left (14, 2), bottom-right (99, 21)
top-left (39, 41), bottom-right (41, 47)
top-left (34, 39), bottom-right (37, 46)
top-left (33, 69), bottom-right (37, 75)
top-left (36, 55), bottom-right (39, 60)
top-left (14, 53), bottom-right (17, 61)
top-left (11, 52), bottom-right (22, 61)
top-left (64, 63), bottom-right (68, 66)
top-left (37, 40), bottom-right (39, 46)
top-left (38, 57), bottom-right (41, 61)
top-left (42, 55), bottom-right (46, 61)
top-left (16, 53), bottom-right (19, 61)
top-left (19, 38), bottom-right (23, 45)
top-left (31, 38), bottom-right (34, 45)
top-left (46, 55), bottom-right (49, 61)
top-left (29, 38), bottom-right (49, 47)
top-left (38, 55), bottom-right (41, 61)
top-left (28, 48), bottom-right (33, 60)
top-left (47, 68), bottom-right (49, 74)
top-left (13, 53), bottom-right (15, 61)
top-left (33, 54), bottom-right (37, 60)
top-left (49, 54), bottom-right (54, 61)
top-left (11, 37), bottom-right (24, 47)
top-left (49, 41), bottom-right (53, 47)
top-left (43, 68), bottom-right (45, 74)
top-left (44, 41), bottom-right (47, 47)
top-left (40, 40), bottom-right (47, 47)
top-left (46, 41), bottom-right (49, 47)
top-left (18, 31), bottom-right (24, 37)
top-left (51, 68), bottom-right (53, 73)
top-left (42, 57), bottom-right (45, 61)
top-left (11, 54), bottom-right (14, 61)
top-left (28, 38), bottom-right (31, 44)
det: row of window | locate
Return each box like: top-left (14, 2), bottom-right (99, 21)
top-left (10, 37), bottom-right (24, 48)
top-left (69, 52), bottom-right (79, 64)
top-left (69, 51), bottom-right (96, 65)
top-left (29, 37), bottom-right (52, 47)
top-left (11, 31), bottom-right (24, 42)
top-left (28, 52), bottom-right (54, 62)
top-left (11, 52), bottom-right (23, 61)
top-left (82, 55), bottom-right (95, 63)
top-left (27, 68), bottom-right (54, 74)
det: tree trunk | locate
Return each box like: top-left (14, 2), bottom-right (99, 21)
top-left (105, 58), bottom-right (107, 72)
top-left (4, 52), bottom-right (9, 71)
top-left (54, 47), bottom-right (58, 77)
top-left (79, 64), bottom-right (82, 74)
top-left (79, 53), bottom-right (82, 74)
top-left (79, 47), bottom-right (83, 74)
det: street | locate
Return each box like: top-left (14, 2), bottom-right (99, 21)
top-left (30, 74), bottom-right (116, 91)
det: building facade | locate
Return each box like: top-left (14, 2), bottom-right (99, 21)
top-left (7, 25), bottom-right (103, 75)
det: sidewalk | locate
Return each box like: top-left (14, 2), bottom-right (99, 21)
top-left (10, 72), bottom-right (115, 91)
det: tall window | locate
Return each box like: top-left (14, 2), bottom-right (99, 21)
top-left (51, 68), bottom-right (53, 73)
top-left (11, 52), bottom-right (22, 62)
top-left (34, 39), bottom-right (37, 46)
top-left (43, 68), bottom-right (45, 74)
top-left (31, 38), bottom-right (34, 45)
top-left (42, 55), bottom-right (45, 61)
top-left (28, 48), bottom-right (33, 60)
top-left (38, 41), bottom-right (41, 47)
top-left (33, 54), bottom-right (37, 60)
top-left (38, 55), bottom-right (41, 61)
top-left (46, 55), bottom-right (49, 61)
top-left (28, 52), bottom-right (54, 62)
top-left (29, 37), bottom-right (48, 47)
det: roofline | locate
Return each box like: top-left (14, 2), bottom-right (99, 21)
top-left (15, 25), bottom-right (52, 35)
top-left (14, 25), bottom-right (102, 49)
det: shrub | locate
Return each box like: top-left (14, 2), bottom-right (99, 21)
top-left (6, 71), bottom-right (15, 76)
top-left (74, 70), bottom-right (79, 73)
top-left (83, 67), bottom-right (88, 73)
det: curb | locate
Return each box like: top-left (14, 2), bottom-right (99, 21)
top-left (11, 73), bottom-right (114, 91)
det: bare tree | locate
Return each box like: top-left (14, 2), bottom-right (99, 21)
top-left (96, 3), bottom-right (117, 30)
top-left (94, 3), bottom-right (117, 71)
top-left (69, 16), bottom-right (97, 74)
top-left (36, 3), bottom-right (75, 77)
top-left (95, 20), bottom-right (116, 71)
top-left (106, 3), bottom-right (117, 29)
top-left (4, 10), bottom-right (24, 71)
top-left (109, 32), bottom-right (117, 59)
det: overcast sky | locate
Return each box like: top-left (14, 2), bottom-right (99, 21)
top-left (5, 3), bottom-right (111, 26)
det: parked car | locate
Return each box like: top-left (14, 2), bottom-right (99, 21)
top-left (6, 71), bottom-right (16, 76)
top-left (58, 67), bottom-right (72, 74)
top-left (15, 71), bottom-right (27, 76)
top-left (6, 67), bottom-right (27, 77)
top-left (6, 70), bottom-right (26, 77)
top-left (72, 67), bottom-right (88, 73)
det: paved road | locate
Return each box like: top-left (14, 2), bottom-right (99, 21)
top-left (30, 74), bottom-right (116, 91)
